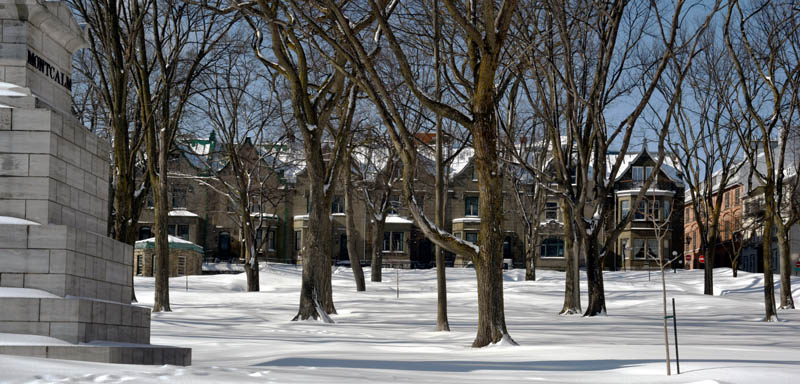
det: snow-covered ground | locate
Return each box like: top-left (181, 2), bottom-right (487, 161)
top-left (2, 266), bottom-right (799, 383)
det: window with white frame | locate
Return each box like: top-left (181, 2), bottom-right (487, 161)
top-left (465, 231), bottom-right (478, 244)
top-left (648, 200), bottom-right (660, 220)
top-left (633, 166), bottom-right (644, 182)
top-left (331, 196), bottom-right (344, 214)
top-left (294, 230), bottom-right (302, 251)
top-left (645, 166), bottom-right (654, 181)
top-left (545, 202), bottom-right (559, 220)
top-left (663, 200), bottom-right (671, 219)
top-left (620, 200), bottom-right (630, 219)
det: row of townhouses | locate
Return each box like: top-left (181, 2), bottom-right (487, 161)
top-left (134, 135), bottom-right (698, 276)
top-left (683, 141), bottom-right (800, 274)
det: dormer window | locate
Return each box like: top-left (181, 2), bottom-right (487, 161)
top-left (633, 167), bottom-right (644, 182)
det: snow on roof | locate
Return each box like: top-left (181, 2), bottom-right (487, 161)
top-left (135, 235), bottom-right (203, 253)
top-left (251, 212), bottom-right (279, 219)
top-left (452, 217), bottom-right (481, 223)
top-left (0, 216), bottom-right (40, 225)
top-left (169, 210), bottom-right (200, 217)
top-left (385, 215), bottom-right (414, 225)
top-left (293, 215), bottom-right (309, 220)
top-left (449, 147), bottom-right (475, 179)
top-left (608, 148), bottom-right (683, 185)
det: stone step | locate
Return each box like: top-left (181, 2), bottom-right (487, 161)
top-left (0, 297), bottom-right (150, 344)
top-left (0, 344), bottom-right (191, 366)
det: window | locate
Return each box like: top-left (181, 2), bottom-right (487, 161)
top-left (306, 193), bottom-right (311, 213)
top-left (663, 200), bottom-right (671, 219)
top-left (256, 228), bottom-right (264, 250)
top-left (724, 220), bottom-right (731, 240)
top-left (455, 232), bottom-right (462, 239)
top-left (465, 232), bottom-right (478, 244)
top-left (541, 237), bottom-right (565, 258)
top-left (383, 232), bottom-right (404, 252)
top-left (635, 200), bottom-right (646, 220)
top-left (392, 232), bottom-right (404, 252)
top-left (724, 192), bottom-right (730, 208)
top-left (268, 230), bottom-right (276, 251)
top-left (332, 195), bottom-right (344, 214)
top-left (648, 200), bottom-right (660, 220)
top-left (138, 226), bottom-right (152, 240)
top-left (647, 239), bottom-right (659, 259)
top-left (645, 166), bottom-right (654, 181)
top-left (171, 187), bottom-right (187, 209)
top-left (569, 169), bottom-right (577, 185)
top-left (465, 196), bottom-right (479, 216)
top-left (294, 230), bottom-right (302, 251)
top-left (136, 254), bottom-right (143, 276)
top-left (633, 166), bottom-right (644, 182)
top-left (545, 202), bottom-right (559, 220)
top-left (472, 166), bottom-right (477, 181)
top-left (620, 238), bottom-right (628, 259)
top-left (168, 224), bottom-right (190, 241)
top-left (686, 207), bottom-right (692, 221)
top-left (633, 239), bottom-right (646, 259)
top-left (621, 200), bottom-right (630, 220)
top-left (735, 188), bottom-right (740, 204)
top-left (177, 256), bottom-right (186, 276)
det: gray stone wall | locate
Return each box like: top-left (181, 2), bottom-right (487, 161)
top-left (0, 224), bottom-right (134, 304)
top-left (0, 108), bottom-right (110, 234)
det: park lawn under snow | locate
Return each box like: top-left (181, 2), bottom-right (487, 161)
top-left (1, 266), bottom-right (799, 383)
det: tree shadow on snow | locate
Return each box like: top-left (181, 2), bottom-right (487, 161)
top-left (254, 357), bottom-right (800, 372)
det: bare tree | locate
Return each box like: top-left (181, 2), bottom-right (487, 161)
top-left (68, 0), bottom-right (150, 302)
top-left (724, 0), bottom-right (800, 318)
top-left (644, 193), bottom-right (681, 376)
top-left (521, 0), bottom-right (718, 316)
top-left (287, 0), bottom-right (521, 346)
top-left (131, 0), bottom-right (234, 312)
top-left (184, 40), bottom-right (284, 292)
top-left (667, 28), bottom-right (744, 295)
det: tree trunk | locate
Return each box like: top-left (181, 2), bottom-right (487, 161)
top-left (525, 227), bottom-right (537, 281)
top-left (732, 260), bottom-right (739, 278)
top-left (151, 146), bottom-right (170, 312)
top-left (560, 205), bottom-right (581, 315)
top-left (703, 234), bottom-right (716, 295)
top-left (777, 228), bottom-right (795, 309)
top-left (242, 216), bottom-right (260, 292)
top-left (432, 0), bottom-right (450, 332)
top-left (583, 234), bottom-right (606, 316)
top-left (371, 218), bottom-right (385, 282)
top-left (471, 115), bottom-right (514, 347)
top-left (762, 205), bottom-right (778, 321)
top-left (293, 182), bottom-right (336, 321)
top-left (344, 156), bottom-right (366, 292)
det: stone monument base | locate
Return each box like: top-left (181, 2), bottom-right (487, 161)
top-left (0, 343), bottom-right (191, 365)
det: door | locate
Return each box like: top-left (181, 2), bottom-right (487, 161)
top-left (218, 232), bottom-right (231, 261)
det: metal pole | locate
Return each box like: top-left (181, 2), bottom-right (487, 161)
top-left (672, 297), bottom-right (680, 374)
top-left (648, 259), bottom-right (651, 281)
top-left (185, 273), bottom-right (188, 292)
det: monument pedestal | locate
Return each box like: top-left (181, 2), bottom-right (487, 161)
top-left (0, 0), bottom-right (189, 365)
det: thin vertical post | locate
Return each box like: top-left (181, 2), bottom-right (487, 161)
top-left (396, 268), bottom-right (399, 299)
top-left (672, 297), bottom-right (680, 374)
top-left (185, 273), bottom-right (188, 292)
